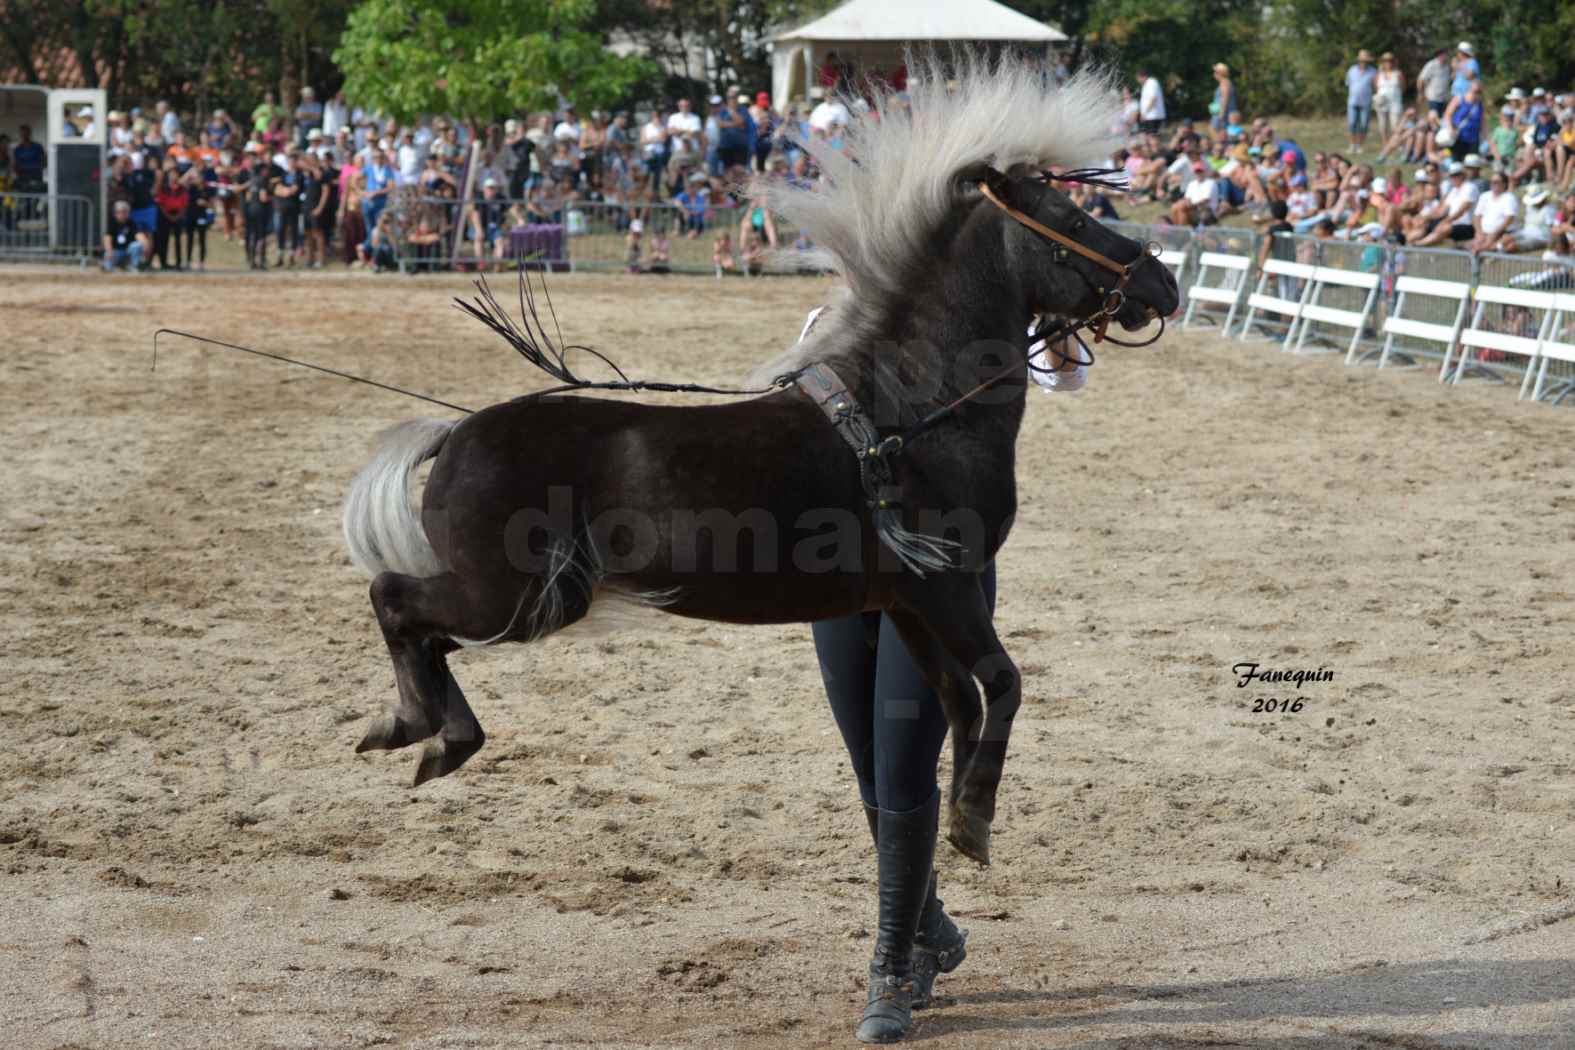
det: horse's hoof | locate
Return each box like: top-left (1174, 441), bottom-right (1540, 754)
top-left (355, 712), bottom-right (432, 753)
top-left (411, 730), bottom-right (484, 787)
top-left (947, 802), bottom-right (991, 866)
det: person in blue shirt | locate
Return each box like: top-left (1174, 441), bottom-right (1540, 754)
top-left (674, 173), bottom-right (709, 237)
top-left (1345, 49), bottom-right (1379, 154)
top-left (715, 97), bottom-right (750, 172)
top-left (361, 147), bottom-right (396, 257)
top-left (1450, 43), bottom-right (1480, 98)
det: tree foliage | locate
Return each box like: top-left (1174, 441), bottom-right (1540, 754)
top-left (333, 0), bottom-right (654, 122)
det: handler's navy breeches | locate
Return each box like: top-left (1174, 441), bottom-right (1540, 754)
top-left (813, 564), bottom-right (997, 813)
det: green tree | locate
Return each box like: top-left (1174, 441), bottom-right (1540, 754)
top-left (334, 0), bottom-right (655, 122)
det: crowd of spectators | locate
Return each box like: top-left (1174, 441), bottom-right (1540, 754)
top-left (91, 55), bottom-right (922, 276)
top-left (1103, 46), bottom-right (1575, 261)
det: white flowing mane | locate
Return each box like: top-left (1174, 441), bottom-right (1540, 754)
top-left (763, 52), bottom-right (1124, 302)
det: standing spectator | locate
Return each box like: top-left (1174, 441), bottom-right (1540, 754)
top-left (1136, 69), bottom-right (1166, 135)
top-left (580, 111), bottom-right (608, 185)
top-left (152, 156), bottom-right (188, 270)
top-left (396, 128), bottom-right (422, 186)
top-left (323, 90), bottom-right (348, 140)
top-left (156, 100), bottom-right (180, 143)
top-left (504, 118), bottom-right (532, 199)
top-left (252, 91), bottom-right (282, 137)
top-left (750, 92), bottom-right (775, 173)
top-left (126, 152), bottom-right (159, 248)
top-left (675, 172), bottom-right (709, 238)
top-left (241, 149), bottom-right (274, 269)
top-left (182, 156), bottom-right (215, 270)
top-left (204, 109), bottom-right (238, 151)
top-left (272, 150), bottom-right (305, 267)
top-left (360, 146), bottom-right (397, 258)
top-left (1442, 84), bottom-right (1485, 163)
top-left (1372, 53), bottom-right (1405, 150)
top-left (715, 94), bottom-right (749, 172)
top-left (339, 157), bottom-right (366, 266)
top-left (640, 109), bottom-right (669, 193)
top-left (299, 152), bottom-right (329, 268)
top-left (1345, 50), bottom-right (1378, 153)
top-left (1417, 49), bottom-right (1451, 116)
top-left (808, 89), bottom-right (851, 135)
top-left (102, 200), bottom-right (147, 271)
top-left (703, 96), bottom-right (723, 176)
top-left (13, 124), bottom-right (45, 195)
top-left (554, 106), bottom-right (584, 155)
top-left (1208, 64), bottom-right (1238, 135)
top-left (666, 98), bottom-right (702, 155)
top-left (1451, 43), bottom-right (1480, 99)
top-left (470, 177), bottom-right (510, 266)
top-left (294, 87), bottom-right (324, 146)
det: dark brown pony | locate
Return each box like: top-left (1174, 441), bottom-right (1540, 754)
top-left (343, 160), bottom-right (1177, 866)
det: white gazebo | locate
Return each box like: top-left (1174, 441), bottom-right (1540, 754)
top-left (770, 0), bottom-right (1067, 108)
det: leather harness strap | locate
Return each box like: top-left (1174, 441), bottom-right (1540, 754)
top-left (795, 363), bottom-right (902, 512)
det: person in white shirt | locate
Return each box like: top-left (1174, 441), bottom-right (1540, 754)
top-left (323, 91), bottom-right (348, 140)
top-left (809, 91), bottom-right (851, 134)
top-left (395, 129), bottom-right (423, 186)
top-left (1416, 163), bottom-right (1480, 245)
top-left (1469, 172), bottom-right (1519, 252)
top-left (1137, 69), bottom-right (1166, 134)
top-left (1501, 187), bottom-right (1555, 253)
top-left (664, 97), bottom-right (702, 162)
top-left (1170, 163), bottom-right (1220, 225)
top-left (156, 100), bottom-right (180, 142)
top-left (553, 107), bottom-right (583, 156)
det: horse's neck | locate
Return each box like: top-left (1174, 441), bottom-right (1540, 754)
top-left (847, 211), bottom-right (1032, 443)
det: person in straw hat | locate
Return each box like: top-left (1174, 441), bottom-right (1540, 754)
top-left (1346, 49), bottom-right (1379, 153)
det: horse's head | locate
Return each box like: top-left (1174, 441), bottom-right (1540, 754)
top-left (964, 165), bottom-right (1180, 333)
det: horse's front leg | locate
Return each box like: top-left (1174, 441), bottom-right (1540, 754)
top-left (892, 573), bottom-right (1020, 865)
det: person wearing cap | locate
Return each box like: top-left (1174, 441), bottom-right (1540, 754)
top-left (1512, 106), bottom-right (1561, 187)
top-left (1170, 161), bottom-right (1221, 226)
top-left (1451, 43), bottom-right (1479, 99)
top-left (749, 91), bottom-right (776, 172)
top-left (1345, 49), bottom-right (1379, 153)
top-left (1416, 161), bottom-right (1480, 245)
top-left (1500, 186), bottom-right (1555, 254)
top-left (470, 177), bottom-right (511, 266)
top-left (1373, 53), bottom-right (1405, 146)
top-left (1208, 63), bottom-right (1237, 134)
top-left (1442, 83), bottom-right (1484, 163)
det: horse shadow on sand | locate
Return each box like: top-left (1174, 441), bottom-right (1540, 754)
top-left (912, 957), bottom-right (1574, 1048)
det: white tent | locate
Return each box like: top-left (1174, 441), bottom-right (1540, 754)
top-left (770, 0), bottom-right (1067, 109)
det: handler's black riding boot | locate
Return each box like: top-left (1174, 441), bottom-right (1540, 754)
top-left (863, 801), bottom-right (968, 1010)
top-left (857, 793), bottom-right (939, 1044)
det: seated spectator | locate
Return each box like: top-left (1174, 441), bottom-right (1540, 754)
top-left (1511, 108), bottom-right (1561, 186)
top-left (1545, 191), bottom-right (1575, 259)
top-left (102, 200), bottom-right (148, 271)
top-left (1468, 171), bottom-right (1520, 252)
top-left (647, 224), bottom-right (672, 273)
top-left (738, 192), bottom-right (778, 248)
top-left (675, 173), bottom-right (709, 237)
top-left (1414, 162), bottom-right (1479, 245)
top-left (714, 230), bottom-right (736, 275)
top-left (1256, 200), bottom-right (1294, 269)
top-left (741, 230), bottom-right (766, 275)
top-left (406, 212), bottom-right (444, 273)
top-left (1499, 186), bottom-right (1554, 253)
top-left (471, 177), bottom-right (510, 265)
top-left (625, 217), bottom-right (643, 272)
top-left (1169, 162), bottom-right (1221, 225)
top-left (1069, 182), bottom-right (1121, 220)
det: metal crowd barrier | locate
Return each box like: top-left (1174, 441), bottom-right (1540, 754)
top-left (381, 195), bottom-right (823, 276)
top-left (0, 192), bottom-right (99, 265)
top-left (1109, 219), bottom-right (1575, 401)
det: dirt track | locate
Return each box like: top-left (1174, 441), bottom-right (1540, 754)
top-left (3, 269), bottom-right (1574, 1049)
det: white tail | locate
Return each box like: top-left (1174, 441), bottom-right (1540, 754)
top-left (342, 419), bottom-right (455, 578)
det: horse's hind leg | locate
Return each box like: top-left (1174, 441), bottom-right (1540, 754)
top-left (359, 571), bottom-right (514, 786)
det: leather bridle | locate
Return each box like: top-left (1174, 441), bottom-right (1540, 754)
top-left (976, 179), bottom-right (1158, 347)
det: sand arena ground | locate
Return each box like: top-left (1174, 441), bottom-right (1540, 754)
top-left (2, 269), bottom-right (1574, 1049)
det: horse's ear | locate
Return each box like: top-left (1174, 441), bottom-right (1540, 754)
top-left (958, 162), bottom-right (1013, 202)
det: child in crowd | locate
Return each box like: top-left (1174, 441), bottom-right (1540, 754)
top-left (713, 230), bottom-right (736, 276)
